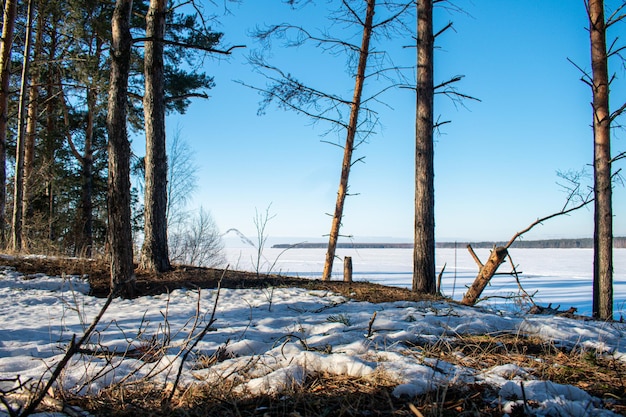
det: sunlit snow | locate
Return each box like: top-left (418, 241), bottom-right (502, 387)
top-left (0, 249), bottom-right (625, 416)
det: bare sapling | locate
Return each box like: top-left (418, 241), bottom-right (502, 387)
top-left (253, 205), bottom-right (275, 279)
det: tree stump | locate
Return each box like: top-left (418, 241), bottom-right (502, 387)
top-left (343, 256), bottom-right (353, 283)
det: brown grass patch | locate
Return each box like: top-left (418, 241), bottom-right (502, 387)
top-left (0, 254), bottom-right (438, 303)
top-left (67, 373), bottom-right (505, 417)
top-left (405, 332), bottom-right (626, 414)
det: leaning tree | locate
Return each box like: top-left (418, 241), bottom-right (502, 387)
top-left (245, 0), bottom-right (411, 281)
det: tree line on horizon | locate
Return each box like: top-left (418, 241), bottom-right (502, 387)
top-left (272, 237), bottom-right (626, 250)
top-left (0, 0), bottom-right (623, 319)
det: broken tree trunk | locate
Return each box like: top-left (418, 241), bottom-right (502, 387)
top-left (460, 198), bottom-right (594, 307)
top-left (343, 256), bottom-right (352, 283)
top-left (460, 245), bottom-right (508, 306)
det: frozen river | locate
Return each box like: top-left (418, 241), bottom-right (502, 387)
top-left (224, 245), bottom-right (626, 319)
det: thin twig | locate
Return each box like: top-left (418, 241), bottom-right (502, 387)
top-left (166, 266), bottom-right (228, 403)
top-left (19, 286), bottom-right (120, 417)
top-left (504, 198), bottom-right (593, 249)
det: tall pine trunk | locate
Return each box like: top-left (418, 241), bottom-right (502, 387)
top-left (413, 0), bottom-right (436, 294)
top-left (107, 0), bottom-right (135, 297)
top-left (588, 0), bottom-right (613, 320)
top-left (22, 9), bottom-right (43, 249)
top-left (322, 0), bottom-right (375, 281)
top-left (12, 0), bottom-right (35, 252)
top-left (0, 0), bottom-right (17, 247)
top-left (80, 87), bottom-right (95, 257)
top-left (140, 0), bottom-right (170, 272)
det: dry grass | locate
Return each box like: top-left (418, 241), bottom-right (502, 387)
top-left (0, 254), bottom-right (437, 303)
top-left (2, 255), bottom-right (625, 416)
top-left (66, 374), bottom-right (504, 416)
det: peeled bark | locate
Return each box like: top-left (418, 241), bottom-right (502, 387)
top-left (322, 0), bottom-right (375, 281)
top-left (107, 0), bottom-right (135, 297)
top-left (460, 246), bottom-right (508, 306)
top-left (139, 0), bottom-right (171, 272)
top-left (413, 0), bottom-right (436, 294)
top-left (588, 0), bottom-right (613, 320)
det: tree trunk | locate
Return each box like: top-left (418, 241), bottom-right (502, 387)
top-left (140, 0), bottom-right (171, 272)
top-left (0, 0), bottom-right (17, 247)
top-left (413, 0), bottom-right (436, 294)
top-left (79, 86), bottom-right (95, 258)
top-left (107, 0), bottom-right (135, 297)
top-left (460, 246), bottom-right (508, 306)
top-left (343, 256), bottom-right (352, 283)
top-left (12, 0), bottom-right (35, 252)
top-left (22, 9), bottom-right (43, 249)
top-left (588, 0), bottom-right (613, 320)
top-left (322, 0), bottom-right (375, 281)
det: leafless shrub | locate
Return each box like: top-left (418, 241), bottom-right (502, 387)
top-left (169, 207), bottom-right (225, 267)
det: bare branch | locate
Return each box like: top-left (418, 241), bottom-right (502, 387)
top-left (611, 151), bottom-right (626, 163)
top-left (504, 198), bottom-right (593, 249)
top-left (133, 36), bottom-right (246, 55)
top-left (606, 2), bottom-right (626, 27)
top-left (611, 101), bottom-right (626, 121)
top-left (434, 21), bottom-right (453, 39)
top-left (165, 92), bottom-right (209, 103)
top-left (567, 57), bottom-right (594, 87)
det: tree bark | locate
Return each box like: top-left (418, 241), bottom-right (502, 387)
top-left (140, 0), bottom-right (171, 272)
top-left (343, 256), bottom-right (352, 283)
top-left (107, 0), bottom-right (135, 297)
top-left (413, 0), bottom-right (436, 294)
top-left (11, 0), bottom-right (35, 252)
top-left (0, 0), bottom-right (17, 247)
top-left (22, 9), bottom-right (43, 250)
top-left (588, 0), bottom-right (613, 320)
top-left (322, 0), bottom-right (375, 281)
top-left (79, 86), bottom-right (95, 258)
top-left (460, 246), bottom-right (508, 306)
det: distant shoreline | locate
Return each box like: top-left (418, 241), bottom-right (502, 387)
top-left (272, 237), bottom-right (626, 249)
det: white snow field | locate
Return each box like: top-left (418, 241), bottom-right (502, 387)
top-left (225, 246), bottom-right (626, 319)
top-left (0, 249), bottom-right (624, 416)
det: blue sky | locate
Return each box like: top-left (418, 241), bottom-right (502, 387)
top-left (153, 0), bottom-right (626, 242)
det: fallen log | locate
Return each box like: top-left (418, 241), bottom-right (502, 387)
top-left (460, 197), bottom-right (593, 307)
top-left (460, 246), bottom-right (508, 306)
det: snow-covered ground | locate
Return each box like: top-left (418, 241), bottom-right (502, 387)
top-left (0, 250), bottom-right (625, 416)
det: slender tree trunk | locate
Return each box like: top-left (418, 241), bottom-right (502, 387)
top-left (588, 0), bottom-right (613, 320)
top-left (80, 87), bottom-right (95, 257)
top-left (12, 0), bottom-right (35, 252)
top-left (322, 0), bottom-right (375, 281)
top-left (140, 0), bottom-right (171, 272)
top-left (22, 9), bottom-right (43, 249)
top-left (413, 0), bottom-right (436, 294)
top-left (0, 0), bottom-right (17, 247)
top-left (107, 0), bottom-right (135, 297)
top-left (44, 17), bottom-right (59, 243)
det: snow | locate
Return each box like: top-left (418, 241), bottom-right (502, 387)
top-left (0, 250), bottom-right (625, 416)
top-left (225, 246), bottom-right (626, 319)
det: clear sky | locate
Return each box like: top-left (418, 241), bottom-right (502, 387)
top-left (152, 0), bottom-right (626, 242)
